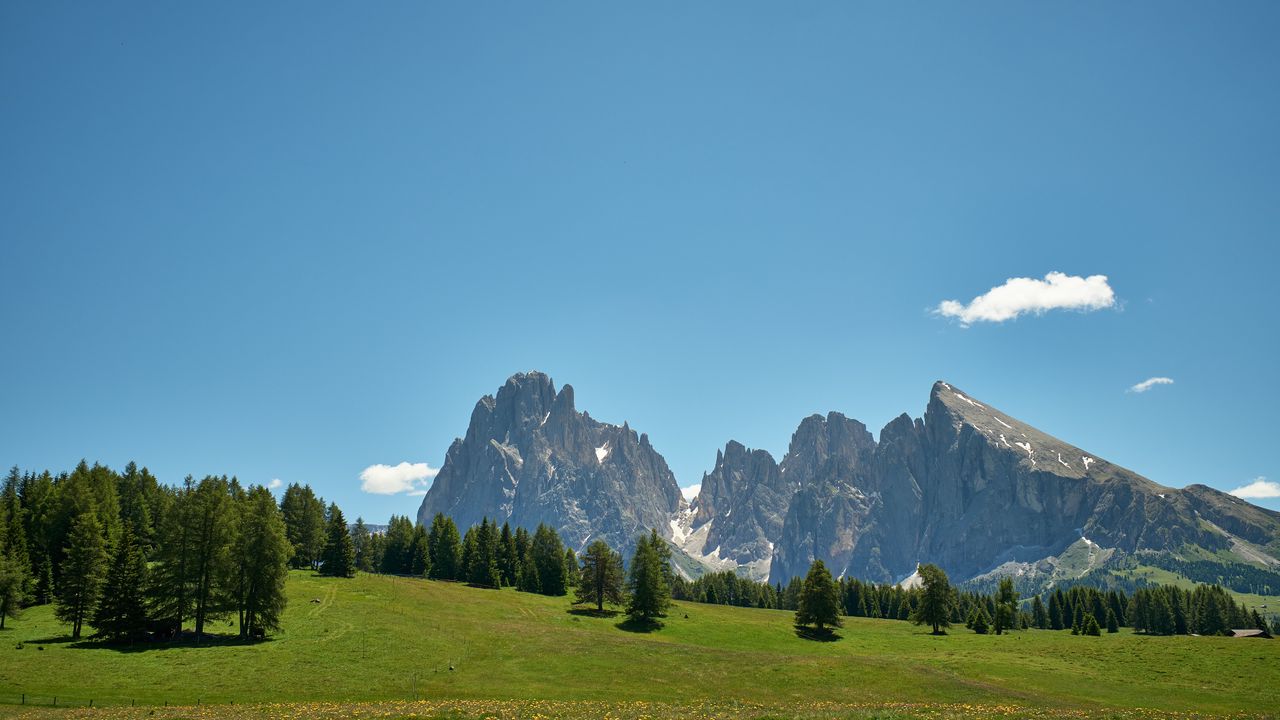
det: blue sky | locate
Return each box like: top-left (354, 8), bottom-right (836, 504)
top-left (2, 1), bottom-right (1278, 520)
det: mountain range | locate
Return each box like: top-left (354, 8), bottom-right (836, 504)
top-left (417, 372), bottom-right (1280, 587)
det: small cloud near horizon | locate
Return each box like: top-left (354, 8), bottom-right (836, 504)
top-left (360, 462), bottom-right (439, 495)
top-left (1128, 377), bottom-right (1174, 394)
top-left (681, 484), bottom-right (700, 501)
top-left (935, 271), bottom-right (1116, 326)
top-left (267, 478), bottom-right (283, 490)
top-left (1228, 477), bottom-right (1280, 500)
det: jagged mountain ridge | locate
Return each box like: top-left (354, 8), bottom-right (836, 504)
top-left (415, 372), bottom-right (683, 554)
top-left (697, 381), bottom-right (1280, 583)
top-left (418, 373), bottom-right (1280, 585)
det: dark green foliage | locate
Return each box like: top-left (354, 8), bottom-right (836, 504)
top-left (994, 577), bottom-right (1019, 635)
top-left (409, 523), bottom-right (430, 577)
top-left (673, 570), bottom-right (778, 609)
top-left (574, 539), bottom-right (625, 611)
top-left (499, 522), bottom-right (518, 587)
top-left (427, 514), bottom-right (462, 581)
top-left (188, 476), bottom-right (236, 639)
top-left (531, 524), bottom-right (568, 596)
top-left (381, 515), bottom-right (415, 574)
top-left (93, 524), bottom-right (149, 642)
top-left (1106, 607), bottom-right (1119, 633)
top-left (1032, 596), bottom-right (1049, 629)
top-left (465, 518), bottom-right (501, 588)
top-left (795, 559), bottom-right (842, 633)
top-left (0, 547), bottom-right (30, 630)
top-left (909, 564), bottom-right (955, 635)
top-left (1083, 614), bottom-right (1102, 636)
top-left (319, 504), bottom-right (355, 577)
top-left (563, 547), bottom-right (578, 589)
top-left (233, 485), bottom-right (292, 639)
top-left (969, 605), bottom-right (990, 634)
top-left (55, 512), bottom-right (106, 639)
top-left (626, 531), bottom-right (671, 622)
top-left (351, 518), bottom-right (373, 573)
top-left (280, 484), bottom-right (326, 570)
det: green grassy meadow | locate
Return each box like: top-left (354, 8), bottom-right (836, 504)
top-left (0, 571), bottom-right (1276, 719)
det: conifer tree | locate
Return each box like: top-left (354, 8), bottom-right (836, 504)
top-left (795, 559), bottom-right (842, 633)
top-left (409, 523), bottom-right (430, 577)
top-left (1032, 595), bottom-right (1049, 629)
top-left (352, 518), bottom-right (372, 572)
top-left (189, 476), bottom-right (235, 641)
top-left (970, 605), bottom-right (990, 634)
top-left (381, 515), bottom-right (413, 574)
top-left (149, 479), bottom-right (196, 636)
top-left (55, 512), bottom-right (106, 639)
top-left (994, 577), bottom-right (1019, 635)
top-left (532, 524), bottom-right (567, 596)
top-left (626, 532), bottom-right (671, 623)
top-left (233, 485), bottom-right (292, 639)
top-left (280, 484), bottom-right (326, 570)
top-left (319, 504), bottom-right (355, 577)
top-left (1082, 614), bottom-right (1102, 636)
top-left (92, 524), bottom-right (149, 642)
top-left (0, 547), bottom-right (30, 630)
top-left (427, 514), bottom-right (462, 580)
top-left (499, 522), bottom-right (518, 586)
top-left (564, 547), bottom-right (578, 589)
top-left (909, 564), bottom-right (955, 635)
top-left (574, 539), bottom-right (625, 611)
top-left (467, 518), bottom-right (501, 587)
top-left (1106, 607), bottom-right (1119, 633)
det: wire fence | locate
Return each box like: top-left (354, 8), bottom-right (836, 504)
top-left (0, 693), bottom-right (227, 709)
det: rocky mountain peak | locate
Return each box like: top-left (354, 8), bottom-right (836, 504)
top-left (418, 371), bottom-right (682, 555)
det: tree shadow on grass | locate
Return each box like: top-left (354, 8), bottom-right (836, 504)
top-left (49, 632), bottom-right (277, 653)
top-left (616, 617), bottom-right (664, 633)
top-left (794, 625), bottom-right (841, 642)
top-left (567, 607), bottom-right (621, 619)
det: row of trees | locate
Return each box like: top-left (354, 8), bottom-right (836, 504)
top-left (736, 557), bottom-right (1273, 639)
top-left (0, 464), bottom-right (363, 642)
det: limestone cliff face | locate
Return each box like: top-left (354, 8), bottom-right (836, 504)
top-left (420, 373), bottom-right (1280, 585)
top-left (703, 382), bottom-right (1280, 582)
top-left (416, 372), bottom-right (682, 554)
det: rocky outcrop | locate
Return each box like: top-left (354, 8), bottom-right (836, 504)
top-left (420, 373), bottom-right (1280, 587)
top-left (699, 382), bottom-right (1280, 583)
top-left (416, 372), bottom-right (683, 554)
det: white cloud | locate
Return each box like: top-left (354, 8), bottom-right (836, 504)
top-left (1128, 377), bottom-right (1174, 394)
top-left (360, 462), bottom-right (439, 495)
top-left (680, 484), bottom-right (701, 501)
top-left (267, 478), bottom-right (283, 489)
top-left (1228, 477), bottom-right (1280, 500)
top-left (935, 271), bottom-right (1116, 326)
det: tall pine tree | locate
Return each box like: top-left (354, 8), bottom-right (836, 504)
top-left (319, 504), bottom-right (355, 577)
top-left (55, 512), bottom-right (106, 639)
top-left (92, 524), bottom-right (149, 642)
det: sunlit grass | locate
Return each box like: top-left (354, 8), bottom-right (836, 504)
top-left (0, 571), bottom-right (1275, 718)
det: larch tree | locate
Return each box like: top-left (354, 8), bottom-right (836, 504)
top-left (574, 539), bottom-right (625, 611)
top-left (233, 485), bottom-right (292, 639)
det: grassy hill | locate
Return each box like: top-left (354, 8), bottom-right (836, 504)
top-left (0, 571), bottom-right (1277, 719)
